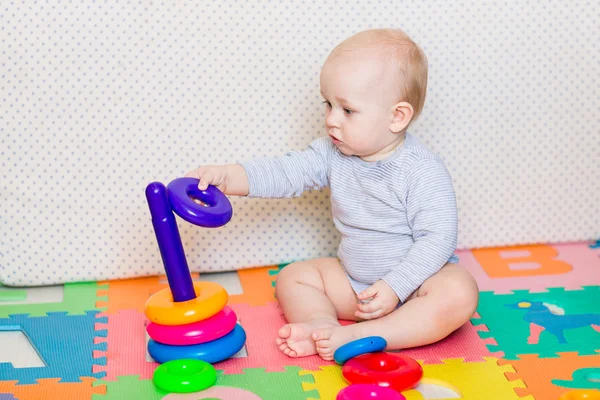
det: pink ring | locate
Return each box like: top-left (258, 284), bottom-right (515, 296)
top-left (147, 306), bottom-right (237, 345)
top-left (337, 384), bottom-right (406, 400)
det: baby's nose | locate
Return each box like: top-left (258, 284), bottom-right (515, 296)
top-left (325, 112), bottom-right (340, 129)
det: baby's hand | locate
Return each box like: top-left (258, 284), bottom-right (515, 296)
top-left (355, 280), bottom-right (400, 320)
top-left (185, 165), bottom-right (230, 191)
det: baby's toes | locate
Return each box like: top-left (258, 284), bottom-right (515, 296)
top-left (312, 327), bottom-right (334, 341)
top-left (315, 344), bottom-right (334, 360)
top-left (287, 348), bottom-right (298, 357)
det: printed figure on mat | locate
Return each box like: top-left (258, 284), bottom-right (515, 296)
top-left (508, 301), bottom-right (600, 344)
top-left (186, 28), bottom-right (479, 360)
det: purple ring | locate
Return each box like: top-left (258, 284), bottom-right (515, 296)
top-left (167, 178), bottom-right (233, 228)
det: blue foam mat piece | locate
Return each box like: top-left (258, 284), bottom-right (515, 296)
top-left (0, 311), bottom-right (107, 384)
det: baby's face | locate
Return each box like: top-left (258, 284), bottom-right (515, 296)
top-left (320, 49), bottom-right (402, 161)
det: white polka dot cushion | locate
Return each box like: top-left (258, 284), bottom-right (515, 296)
top-left (1, 1), bottom-right (598, 286)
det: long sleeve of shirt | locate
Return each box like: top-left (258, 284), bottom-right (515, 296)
top-left (240, 137), bottom-right (332, 198)
top-left (382, 158), bottom-right (459, 302)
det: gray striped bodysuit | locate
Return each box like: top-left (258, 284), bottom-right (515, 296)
top-left (241, 133), bottom-right (458, 302)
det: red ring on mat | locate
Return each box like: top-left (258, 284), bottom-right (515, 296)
top-left (342, 352), bottom-right (423, 392)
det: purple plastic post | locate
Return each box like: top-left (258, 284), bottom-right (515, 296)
top-left (145, 182), bottom-right (196, 303)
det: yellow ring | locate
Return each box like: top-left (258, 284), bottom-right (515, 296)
top-left (144, 281), bottom-right (228, 326)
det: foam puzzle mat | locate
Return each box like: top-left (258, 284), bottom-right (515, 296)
top-left (0, 242), bottom-right (599, 399)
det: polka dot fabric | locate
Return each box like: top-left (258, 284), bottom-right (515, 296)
top-left (1, 1), bottom-right (598, 286)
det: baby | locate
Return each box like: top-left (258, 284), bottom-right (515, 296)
top-left (186, 28), bottom-right (479, 360)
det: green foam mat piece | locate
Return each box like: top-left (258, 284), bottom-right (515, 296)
top-left (93, 367), bottom-right (318, 400)
top-left (0, 282), bottom-right (106, 317)
top-left (472, 286), bottom-right (600, 359)
top-left (0, 283), bottom-right (27, 302)
top-left (92, 375), bottom-right (164, 400)
top-left (216, 367), bottom-right (318, 400)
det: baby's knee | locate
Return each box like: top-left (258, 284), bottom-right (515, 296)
top-left (276, 261), bottom-right (306, 281)
top-left (275, 260), bottom-right (320, 289)
top-left (435, 267), bottom-right (479, 324)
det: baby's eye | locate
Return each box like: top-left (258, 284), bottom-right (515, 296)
top-left (322, 100), bottom-right (332, 108)
top-left (344, 108), bottom-right (353, 115)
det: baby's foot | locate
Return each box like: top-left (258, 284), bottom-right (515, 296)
top-left (276, 319), bottom-right (339, 358)
top-left (312, 325), bottom-right (361, 361)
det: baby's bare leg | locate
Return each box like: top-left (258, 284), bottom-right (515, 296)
top-left (312, 264), bottom-right (479, 359)
top-left (274, 257), bottom-right (358, 357)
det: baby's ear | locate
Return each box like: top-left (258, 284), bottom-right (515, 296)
top-left (390, 101), bottom-right (414, 133)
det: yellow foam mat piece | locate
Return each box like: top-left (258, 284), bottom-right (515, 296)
top-left (300, 357), bottom-right (533, 400)
top-left (299, 366), bottom-right (346, 400)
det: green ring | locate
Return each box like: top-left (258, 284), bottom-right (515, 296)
top-left (153, 358), bottom-right (217, 393)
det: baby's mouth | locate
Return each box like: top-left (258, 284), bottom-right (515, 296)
top-left (329, 134), bottom-right (342, 145)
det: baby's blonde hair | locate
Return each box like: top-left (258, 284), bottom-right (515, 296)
top-left (330, 28), bottom-right (429, 121)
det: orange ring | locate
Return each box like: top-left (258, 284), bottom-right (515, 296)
top-left (144, 281), bottom-right (228, 326)
top-left (559, 390), bottom-right (600, 400)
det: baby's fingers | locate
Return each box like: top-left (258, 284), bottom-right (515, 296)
top-left (357, 300), bottom-right (380, 314)
top-left (357, 286), bottom-right (378, 300)
top-left (197, 169), bottom-right (216, 190)
top-left (355, 308), bottom-right (384, 320)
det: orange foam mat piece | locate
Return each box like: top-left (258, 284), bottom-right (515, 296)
top-left (0, 377), bottom-right (105, 400)
top-left (227, 266), bottom-right (279, 306)
top-left (97, 265), bottom-right (278, 313)
top-left (501, 352), bottom-right (600, 399)
top-left (96, 273), bottom-right (199, 314)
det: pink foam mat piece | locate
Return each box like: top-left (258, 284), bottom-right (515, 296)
top-left (93, 304), bottom-right (334, 378)
top-left (222, 303), bottom-right (497, 370)
top-left (217, 302), bottom-right (335, 373)
top-left (458, 242), bottom-right (600, 294)
top-left (401, 318), bottom-right (502, 363)
top-left (93, 309), bottom-right (157, 380)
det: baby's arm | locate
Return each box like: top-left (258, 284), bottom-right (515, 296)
top-left (384, 158), bottom-right (458, 302)
top-left (186, 137), bottom-right (332, 198)
top-left (239, 137), bottom-right (332, 198)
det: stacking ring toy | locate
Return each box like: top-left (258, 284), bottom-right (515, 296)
top-left (147, 306), bottom-right (238, 345)
top-left (334, 336), bottom-right (387, 365)
top-left (146, 178), bottom-right (246, 366)
top-left (144, 281), bottom-right (228, 326)
top-left (149, 324), bottom-right (247, 364)
top-left (153, 358), bottom-right (217, 393)
top-left (337, 384), bottom-right (406, 400)
top-left (167, 177), bottom-right (233, 228)
top-left (146, 179), bottom-right (233, 303)
top-left (560, 390), bottom-right (600, 400)
top-left (343, 352), bottom-right (423, 392)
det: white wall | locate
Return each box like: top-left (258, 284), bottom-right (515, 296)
top-left (1, 0), bottom-right (598, 286)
